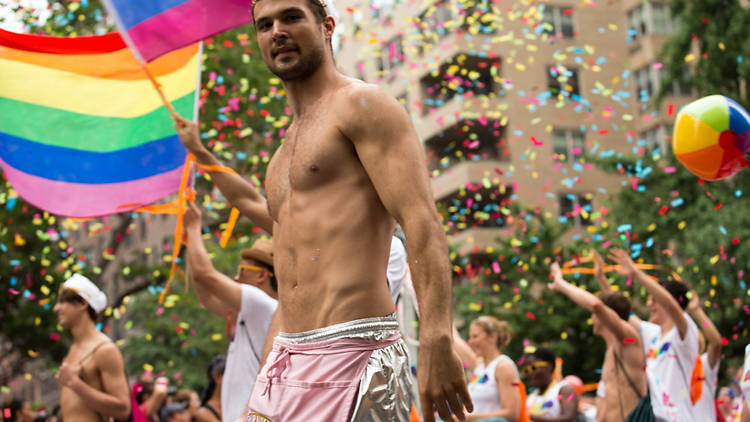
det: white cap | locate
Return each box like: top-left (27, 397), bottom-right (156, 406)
top-left (63, 274), bottom-right (108, 314)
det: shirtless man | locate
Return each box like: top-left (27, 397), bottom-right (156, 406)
top-left (53, 274), bottom-right (131, 421)
top-left (549, 262), bottom-right (647, 422)
top-left (174, 0), bottom-right (470, 420)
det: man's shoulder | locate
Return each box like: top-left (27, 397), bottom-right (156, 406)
top-left (335, 80), bottom-right (404, 118)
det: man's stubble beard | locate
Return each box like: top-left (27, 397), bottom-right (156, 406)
top-left (267, 44), bottom-right (326, 82)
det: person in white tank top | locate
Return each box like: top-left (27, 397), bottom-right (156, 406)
top-left (453, 316), bottom-right (522, 421)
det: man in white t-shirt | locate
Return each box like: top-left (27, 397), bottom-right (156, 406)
top-left (609, 249), bottom-right (700, 422)
top-left (687, 291), bottom-right (723, 422)
top-left (183, 201), bottom-right (278, 422)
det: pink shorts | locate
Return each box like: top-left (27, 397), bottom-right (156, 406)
top-left (247, 314), bottom-right (413, 422)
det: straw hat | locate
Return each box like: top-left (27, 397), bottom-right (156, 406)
top-left (241, 238), bottom-right (274, 267)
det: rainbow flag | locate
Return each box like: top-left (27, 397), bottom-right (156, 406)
top-left (102, 0), bottom-right (253, 62)
top-left (0, 28), bottom-right (200, 218)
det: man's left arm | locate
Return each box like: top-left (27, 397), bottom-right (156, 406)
top-left (59, 344), bottom-right (131, 420)
top-left (341, 85), bottom-right (472, 422)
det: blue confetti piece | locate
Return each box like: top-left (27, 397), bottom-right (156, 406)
top-left (617, 224), bottom-right (632, 233)
top-left (719, 226), bottom-right (727, 235)
top-left (10, 277), bottom-right (17, 286)
top-left (671, 198), bottom-right (684, 207)
top-left (6, 196), bottom-right (17, 210)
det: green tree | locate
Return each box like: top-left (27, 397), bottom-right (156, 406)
top-left (0, 179), bottom-right (72, 385)
top-left (658, 0), bottom-right (750, 108)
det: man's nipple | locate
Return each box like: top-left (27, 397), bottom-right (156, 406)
top-left (309, 164), bottom-right (319, 172)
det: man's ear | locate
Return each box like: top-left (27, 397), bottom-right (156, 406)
top-left (323, 15), bottom-right (335, 39)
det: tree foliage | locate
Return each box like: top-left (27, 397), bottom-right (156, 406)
top-left (658, 0), bottom-right (750, 108)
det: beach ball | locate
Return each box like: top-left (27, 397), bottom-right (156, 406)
top-left (672, 95), bottom-right (750, 180)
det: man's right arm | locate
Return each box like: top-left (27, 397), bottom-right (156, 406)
top-left (549, 263), bottom-right (635, 341)
top-left (608, 248), bottom-right (687, 338)
top-left (174, 116), bottom-right (273, 233)
top-left (184, 201), bottom-right (242, 317)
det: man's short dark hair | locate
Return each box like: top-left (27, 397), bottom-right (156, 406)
top-left (59, 288), bottom-right (98, 322)
top-left (252, 0), bottom-right (328, 24)
top-left (660, 280), bottom-right (689, 310)
top-left (531, 347), bottom-right (556, 366)
top-left (600, 291), bottom-right (632, 321)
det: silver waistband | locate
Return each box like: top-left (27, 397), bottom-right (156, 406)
top-left (277, 313), bottom-right (400, 344)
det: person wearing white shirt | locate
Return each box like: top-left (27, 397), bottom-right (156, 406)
top-left (453, 316), bottom-right (522, 422)
top-left (687, 290), bottom-right (723, 422)
top-left (609, 248), bottom-right (700, 422)
top-left (183, 202), bottom-right (278, 422)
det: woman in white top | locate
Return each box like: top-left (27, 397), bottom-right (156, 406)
top-left (453, 316), bottom-right (522, 422)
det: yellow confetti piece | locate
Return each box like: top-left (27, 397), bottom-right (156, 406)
top-left (143, 363), bottom-right (154, 372)
top-left (709, 255), bottom-right (719, 265)
top-left (678, 221), bottom-right (687, 230)
top-left (561, 332), bottom-right (568, 340)
top-left (684, 54), bottom-right (695, 62)
top-left (211, 333), bottom-right (223, 341)
top-left (718, 42), bottom-right (725, 51)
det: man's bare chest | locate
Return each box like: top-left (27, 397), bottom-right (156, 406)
top-left (266, 122), bottom-right (354, 213)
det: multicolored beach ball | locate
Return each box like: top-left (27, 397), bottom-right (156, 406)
top-left (672, 95), bottom-right (750, 180)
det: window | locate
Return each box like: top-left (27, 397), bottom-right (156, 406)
top-left (547, 66), bottom-right (580, 97)
top-left (558, 193), bottom-right (592, 226)
top-left (421, 55), bottom-right (501, 115)
top-left (425, 120), bottom-right (508, 171)
top-left (377, 35), bottom-right (404, 80)
top-left (641, 124), bottom-right (672, 156)
top-left (553, 129), bottom-right (585, 163)
top-left (439, 186), bottom-right (513, 235)
top-left (417, 1), bottom-right (453, 52)
top-left (542, 6), bottom-right (574, 39)
top-left (635, 63), bottom-right (691, 102)
top-left (627, 2), bottom-right (675, 39)
top-left (634, 65), bottom-right (656, 101)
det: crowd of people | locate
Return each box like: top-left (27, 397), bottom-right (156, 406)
top-left (4, 238), bottom-right (750, 422)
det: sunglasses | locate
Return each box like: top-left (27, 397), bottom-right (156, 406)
top-left (238, 264), bottom-right (274, 277)
top-left (521, 361), bottom-right (550, 376)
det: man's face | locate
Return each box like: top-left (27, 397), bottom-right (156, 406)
top-left (235, 258), bottom-right (266, 285)
top-left (647, 296), bottom-right (666, 325)
top-left (522, 356), bottom-right (552, 390)
top-left (53, 297), bottom-right (85, 328)
top-left (254, 0), bottom-right (329, 81)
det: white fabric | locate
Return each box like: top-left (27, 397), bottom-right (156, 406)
top-left (63, 273), bottom-right (107, 313)
top-left (639, 313), bottom-right (700, 422)
top-left (596, 380), bottom-right (606, 398)
top-left (693, 353), bottom-right (720, 422)
top-left (468, 355), bottom-right (517, 413)
top-left (387, 236), bottom-right (407, 305)
top-left (221, 284), bottom-right (277, 422)
top-left (743, 344), bottom-right (750, 410)
top-left (527, 380), bottom-right (569, 417)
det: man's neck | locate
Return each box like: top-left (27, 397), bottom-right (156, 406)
top-left (70, 318), bottom-right (99, 344)
top-left (659, 318), bottom-right (676, 337)
top-left (282, 57), bottom-right (341, 118)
